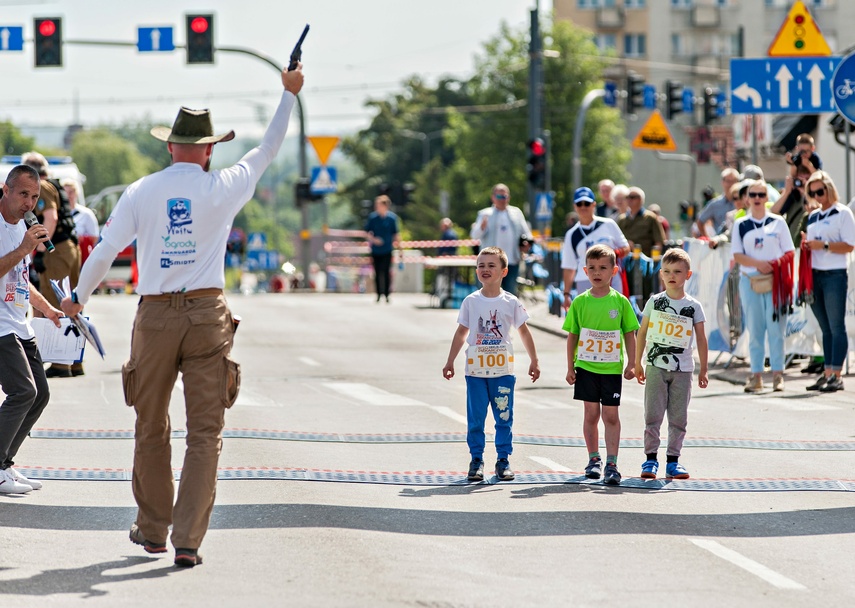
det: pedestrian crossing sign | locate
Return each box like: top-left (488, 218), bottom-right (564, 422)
top-left (310, 166), bottom-right (338, 194)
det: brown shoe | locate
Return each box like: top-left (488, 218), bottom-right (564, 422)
top-left (174, 548), bottom-right (203, 568)
top-left (772, 373), bottom-right (784, 392)
top-left (129, 524), bottom-right (167, 554)
top-left (744, 374), bottom-right (763, 393)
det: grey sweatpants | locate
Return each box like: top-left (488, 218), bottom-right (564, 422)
top-left (643, 365), bottom-right (692, 458)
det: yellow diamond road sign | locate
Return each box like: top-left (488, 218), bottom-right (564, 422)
top-left (768, 0), bottom-right (831, 57)
top-left (632, 110), bottom-right (677, 152)
top-left (307, 136), bottom-right (340, 166)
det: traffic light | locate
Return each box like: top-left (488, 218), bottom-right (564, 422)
top-left (626, 72), bottom-right (644, 115)
top-left (402, 183), bottom-right (415, 205)
top-left (186, 13), bottom-right (214, 64)
top-left (665, 80), bottom-right (683, 120)
top-left (295, 177), bottom-right (322, 206)
top-left (34, 17), bottom-right (62, 67)
top-left (526, 138), bottom-right (546, 189)
top-left (703, 86), bottom-right (720, 125)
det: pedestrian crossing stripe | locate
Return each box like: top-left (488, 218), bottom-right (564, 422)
top-left (11, 465), bottom-right (855, 492)
top-left (27, 428), bottom-right (855, 451)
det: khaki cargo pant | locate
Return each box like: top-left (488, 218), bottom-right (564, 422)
top-left (122, 290), bottom-right (240, 550)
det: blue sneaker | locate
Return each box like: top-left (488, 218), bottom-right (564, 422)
top-left (495, 458), bottom-right (515, 481)
top-left (666, 462), bottom-right (690, 479)
top-left (467, 458), bottom-right (484, 481)
top-left (640, 460), bottom-right (659, 479)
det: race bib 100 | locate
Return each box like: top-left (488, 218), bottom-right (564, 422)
top-left (577, 328), bottom-right (621, 363)
top-left (647, 310), bottom-right (692, 349)
top-left (467, 343), bottom-right (514, 377)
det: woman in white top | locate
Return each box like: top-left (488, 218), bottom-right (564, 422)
top-left (731, 179), bottom-right (796, 393)
top-left (802, 171), bottom-right (855, 393)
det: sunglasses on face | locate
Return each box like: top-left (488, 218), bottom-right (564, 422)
top-left (809, 187), bottom-right (826, 197)
top-left (493, 193), bottom-right (508, 200)
top-left (627, 194), bottom-right (641, 200)
top-left (748, 191), bottom-right (767, 198)
top-left (575, 200), bottom-right (594, 207)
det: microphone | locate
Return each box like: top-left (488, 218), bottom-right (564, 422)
top-left (23, 211), bottom-right (55, 253)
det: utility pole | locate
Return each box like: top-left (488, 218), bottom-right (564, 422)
top-left (527, 2), bottom-right (543, 220)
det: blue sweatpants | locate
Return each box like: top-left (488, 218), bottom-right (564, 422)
top-left (465, 375), bottom-right (515, 459)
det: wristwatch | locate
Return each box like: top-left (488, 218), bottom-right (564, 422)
top-left (823, 241), bottom-right (830, 251)
top-left (71, 290), bottom-right (79, 304)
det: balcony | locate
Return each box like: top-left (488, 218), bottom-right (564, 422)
top-left (692, 5), bottom-right (720, 28)
top-left (596, 7), bottom-right (624, 29)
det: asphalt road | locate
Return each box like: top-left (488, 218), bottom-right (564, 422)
top-left (1, 291), bottom-right (854, 607)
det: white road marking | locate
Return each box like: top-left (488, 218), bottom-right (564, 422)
top-left (299, 356), bottom-right (320, 367)
top-left (322, 382), bottom-right (428, 407)
top-left (529, 456), bottom-right (573, 472)
top-left (429, 406), bottom-right (468, 425)
top-left (688, 539), bottom-right (806, 590)
top-left (100, 380), bottom-right (110, 405)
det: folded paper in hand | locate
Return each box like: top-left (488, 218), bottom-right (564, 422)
top-left (50, 278), bottom-right (106, 359)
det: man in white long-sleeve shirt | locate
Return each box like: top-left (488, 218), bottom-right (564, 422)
top-left (61, 63), bottom-right (304, 568)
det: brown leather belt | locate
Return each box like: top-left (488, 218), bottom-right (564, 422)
top-left (140, 288), bottom-right (223, 307)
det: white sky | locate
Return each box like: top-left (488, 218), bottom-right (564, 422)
top-left (0, 0), bottom-right (539, 139)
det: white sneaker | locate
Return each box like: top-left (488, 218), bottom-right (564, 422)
top-left (9, 468), bottom-right (42, 490)
top-left (0, 468), bottom-right (32, 494)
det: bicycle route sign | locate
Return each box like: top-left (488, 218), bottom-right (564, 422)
top-left (832, 52), bottom-right (855, 124)
top-left (730, 56), bottom-right (840, 114)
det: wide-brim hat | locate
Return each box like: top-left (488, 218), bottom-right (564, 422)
top-left (151, 107), bottom-right (235, 144)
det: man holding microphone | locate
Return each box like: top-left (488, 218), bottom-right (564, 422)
top-left (0, 164), bottom-right (63, 494)
top-left (61, 63), bottom-right (304, 566)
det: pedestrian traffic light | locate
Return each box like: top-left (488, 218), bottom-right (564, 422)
top-left (626, 72), bottom-right (644, 115)
top-left (34, 17), bottom-right (62, 67)
top-left (402, 183), bottom-right (415, 205)
top-left (665, 80), bottom-right (683, 120)
top-left (703, 86), bottom-right (720, 125)
top-left (186, 13), bottom-right (214, 64)
top-left (526, 138), bottom-right (546, 189)
top-left (295, 177), bottom-right (322, 206)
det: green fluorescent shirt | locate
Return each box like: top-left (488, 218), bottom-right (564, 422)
top-left (563, 288), bottom-right (640, 375)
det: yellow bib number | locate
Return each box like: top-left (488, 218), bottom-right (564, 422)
top-left (577, 328), bottom-right (621, 363)
top-left (647, 310), bottom-right (692, 349)
top-left (467, 343), bottom-right (514, 377)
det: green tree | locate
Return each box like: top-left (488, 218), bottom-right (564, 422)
top-left (70, 129), bottom-right (159, 196)
top-left (342, 19), bottom-right (631, 239)
top-left (0, 122), bottom-right (35, 156)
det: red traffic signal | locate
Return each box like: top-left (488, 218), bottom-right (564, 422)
top-left (527, 138), bottom-right (547, 189)
top-left (34, 17), bottom-right (62, 68)
top-left (186, 13), bottom-right (214, 64)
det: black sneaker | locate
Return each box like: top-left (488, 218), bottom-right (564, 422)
top-left (467, 458), bottom-right (484, 481)
top-left (819, 376), bottom-right (844, 393)
top-left (45, 365), bottom-right (72, 378)
top-left (801, 361), bottom-right (824, 374)
top-left (584, 457), bottom-right (602, 479)
top-left (174, 548), bottom-right (202, 568)
top-left (807, 375), bottom-right (829, 391)
top-left (603, 463), bottom-right (622, 485)
top-left (495, 458), bottom-right (515, 481)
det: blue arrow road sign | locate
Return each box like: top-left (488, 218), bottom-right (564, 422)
top-left (682, 87), bottom-right (694, 113)
top-left (603, 82), bottom-right (617, 107)
top-left (643, 84), bottom-right (656, 109)
top-left (730, 56), bottom-right (841, 114)
top-left (832, 52), bottom-right (855, 124)
top-left (310, 166), bottom-right (338, 195)
top-left (0, 26), bottom-right (24, 51)
top-left (137, 27), bottom-right (175, 52)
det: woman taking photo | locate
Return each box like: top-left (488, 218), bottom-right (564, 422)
top-left (731, 180), bottom-right (795, 393)
top-left (802, 171), bottom-right (855, 393)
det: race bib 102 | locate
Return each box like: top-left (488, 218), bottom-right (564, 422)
top-left (647, 310), bottom-right (693, 349)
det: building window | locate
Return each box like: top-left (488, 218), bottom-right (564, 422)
top-left (671, 34), bottom-right (686, 57)
top-left (624, 34), bottom-right (646, 57)
top-left (671, 0), bottom-right (692, 6)
top-left (596, 34), bottom-right (617, 51)
top-left (625, 0), bottom-right (646, 7)
top-left (577, 0), bottom-right (616, 7)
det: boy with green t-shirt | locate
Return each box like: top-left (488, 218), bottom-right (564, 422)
top-left (564, 244), bottom-right (639, 485)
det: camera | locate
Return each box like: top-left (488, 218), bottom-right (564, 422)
top-left (791, 149), bottom-right (805, 166)
top-left (793, 177), bottom-right (803, 188)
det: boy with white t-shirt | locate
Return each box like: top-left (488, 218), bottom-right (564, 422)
top-left (443, 247), bottom-right (540, 482)
top-left (634, 248), bottom-right (708, 480)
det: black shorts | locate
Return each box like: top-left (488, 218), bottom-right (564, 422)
top-left (573, 367), bottom-right (623, 405)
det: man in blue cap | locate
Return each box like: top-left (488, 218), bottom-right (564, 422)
top-left (561, 187), bottom-right (629, 307)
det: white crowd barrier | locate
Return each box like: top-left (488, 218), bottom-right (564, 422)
top-left (682, 238), bottom-right (855, 360)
